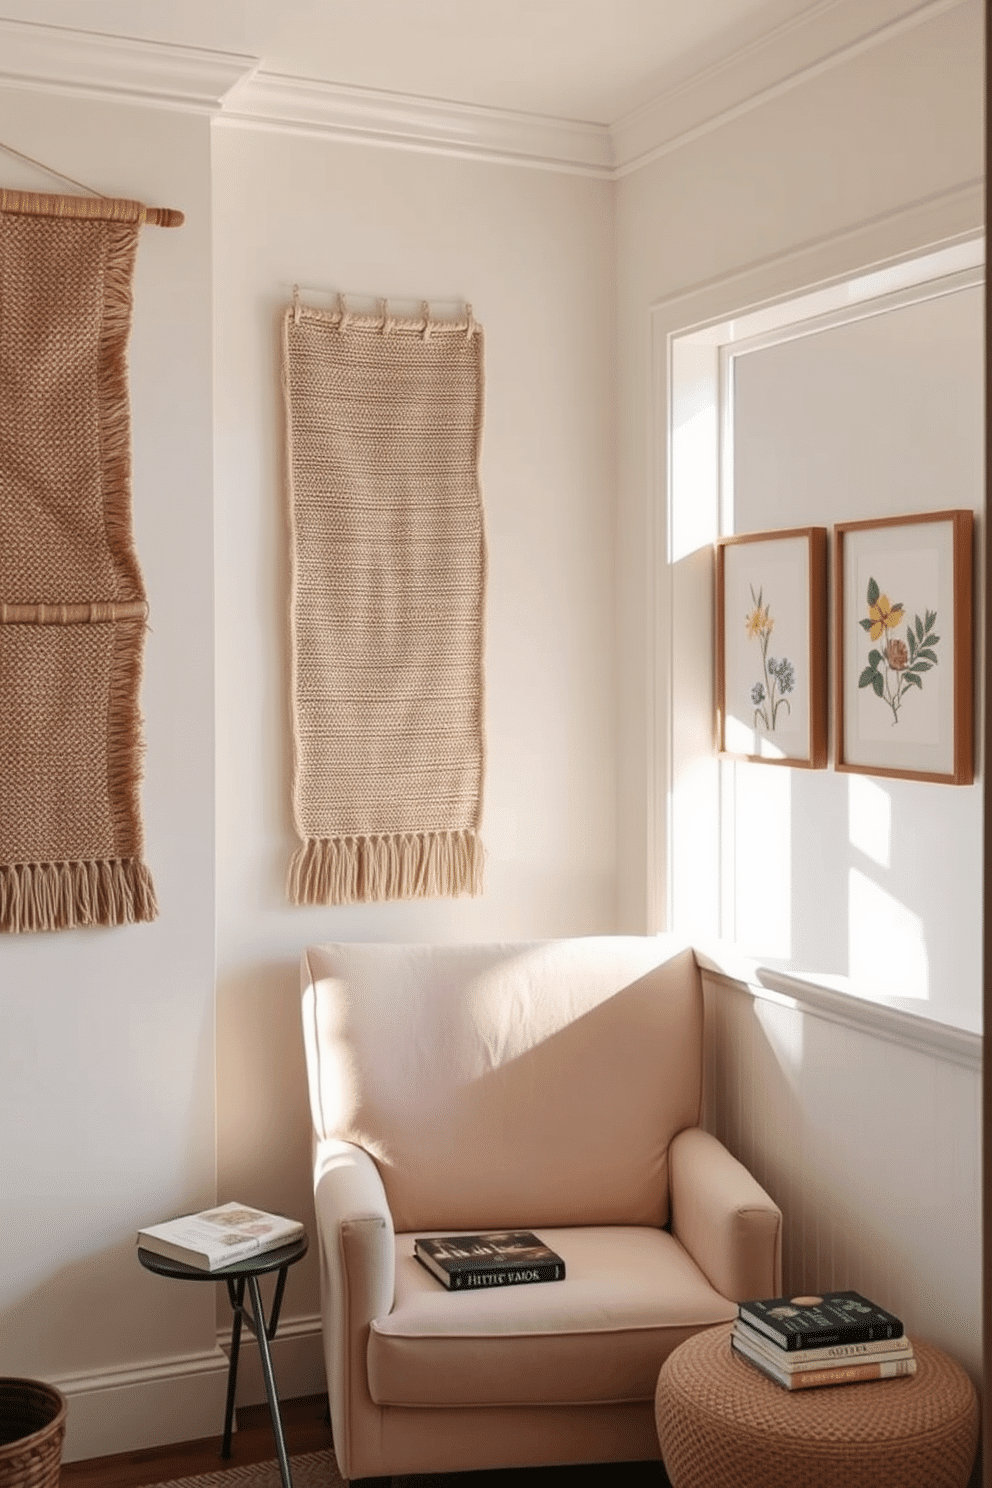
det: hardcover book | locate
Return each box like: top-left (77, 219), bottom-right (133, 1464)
top-left (414, 1231), bottom-right (565, 1290)
top-left (733, 1319), bottom-right (914, 1368)
top-left (732, 1335), bottom-right (917, 1390)
top-left (137, 1202), bottom-right (304, 1272)
top-left (737, 1291), bottom-right (903, 1351)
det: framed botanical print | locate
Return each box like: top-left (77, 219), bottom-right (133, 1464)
top-left (716, 527), bottom-right (828, 768)
top-left (834, 510), bottom-right (974, 784)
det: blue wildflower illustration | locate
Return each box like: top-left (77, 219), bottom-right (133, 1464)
top-left (745, 586), bottom-right (793, 732)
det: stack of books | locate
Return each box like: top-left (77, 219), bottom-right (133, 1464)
top-left (732, 1289), bottom-right (916, 1390)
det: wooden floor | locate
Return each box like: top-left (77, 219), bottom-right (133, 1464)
top-left (59, 1394), bottom-right (334, 1487)
top-left (59, 1395), bottom-right (671, 1487)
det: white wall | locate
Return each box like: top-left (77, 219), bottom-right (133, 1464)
top-left (728, 284), bottom-right (983, 1030)
top-left (210, 126), bottom-right (618, 1346)
top-left (0, 89), bottom-right (223, 1455)
top-left (702, 974), bottom-right (982, 1390)
top-left (615, 0), bottom-right (985, 939)
top-left (613, 0), bottom-right (983, 1427)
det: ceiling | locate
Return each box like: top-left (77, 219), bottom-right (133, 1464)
top-left (0, 0), bottom-right (910, 124)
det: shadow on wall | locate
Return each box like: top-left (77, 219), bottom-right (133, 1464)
top-left (701, 975), bottom-right (981, 1394)
top-left (0, 1235), bottom-right (218, 1382)
top-left (215, 957), bottom-right (320, 1319)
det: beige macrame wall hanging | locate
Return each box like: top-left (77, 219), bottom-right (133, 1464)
top-left (282, 293), bottom-right (486, 905)
top-left (0, 184), bottom-right (183, 933)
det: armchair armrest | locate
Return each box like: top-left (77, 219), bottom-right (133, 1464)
top-left (669, 1126), bottom-right (782, 1301)
top-left (313, 1136), bottom-right (396, 1474)
top-left (313, 1135), bottom-right (396, 1321)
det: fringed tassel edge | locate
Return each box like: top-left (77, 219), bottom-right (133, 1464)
top-left (99, 222), bottom-right (146, 599)
top-left (288, 830), bottom-right (484, 906)
top-left (106, 617), bottom-right (150, 857)
top-left (0, 858), bottom-right (158, 933)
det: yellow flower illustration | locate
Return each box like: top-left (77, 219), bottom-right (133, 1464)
top-left (867, 593), bottom-right (904, 641)
top-left (745, 603), bottom-right (773, 640)
top-left (859, 576), bottom-right (939, 726)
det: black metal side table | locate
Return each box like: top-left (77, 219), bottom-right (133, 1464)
top-left (138, 1233), bottom-right (308, 1488)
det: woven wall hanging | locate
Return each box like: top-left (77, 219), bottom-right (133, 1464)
top-left (282, 294), bottom-right (486, 905)
top-left (0, 187), bottom-right (183, 933)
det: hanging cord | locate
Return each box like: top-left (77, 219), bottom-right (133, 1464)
top-left (0, 138), bottom-right (108, 199)
top-left (0, 139), bottom-right (184, 226)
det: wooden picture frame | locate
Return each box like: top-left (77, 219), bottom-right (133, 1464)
top-left (834, 510), bottom-right (974, 784)
top-left (716, 527), bottom-right (828, 768)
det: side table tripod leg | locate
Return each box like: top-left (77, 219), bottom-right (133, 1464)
top-left (247, 1272), bottom-right (294, 1488)
top-left (221, 1275), bottom-right (246, 1459)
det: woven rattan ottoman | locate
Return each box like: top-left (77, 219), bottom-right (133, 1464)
top-left (655, 1323), bottom-right (979, 1488)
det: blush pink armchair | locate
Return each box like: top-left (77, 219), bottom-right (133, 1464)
top-left (300, 937), bottom-right (781, 1482)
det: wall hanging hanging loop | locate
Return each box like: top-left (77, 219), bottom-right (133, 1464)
top-left (287, 286), bottom-right (477, 336)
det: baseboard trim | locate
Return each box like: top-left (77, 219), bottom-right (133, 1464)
top-left (221, 1311), bottom-right (327, 1409)
top-left (54, 1346), bottom-right (230, 1462)
top-left (52, 1315), bottom-right (325, 1462)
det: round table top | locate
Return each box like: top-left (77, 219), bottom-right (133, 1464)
top-left (657, 1322), bottom-right (978, 1448)
top-left (137, 1233), bottom-right (308, 1281)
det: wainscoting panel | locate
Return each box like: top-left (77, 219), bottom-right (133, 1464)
top-left (701, 973), bottom-right (981, 1390)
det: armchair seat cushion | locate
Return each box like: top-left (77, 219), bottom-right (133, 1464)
top-left (368, 1226), bottom-right (736, 1407)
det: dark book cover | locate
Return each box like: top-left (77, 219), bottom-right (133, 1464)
top-left (737, 1290), bottom-right (903, 1351)
top-left (414, 1231), bottom-right (565, 1290)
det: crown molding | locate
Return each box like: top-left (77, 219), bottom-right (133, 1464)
top-left (0, 0), bottom-right (972, 171)
top-left (0, 18), bottom-right (258, 112)
top-left (611, 0), bottom-right (972, 175)
top-left (219, 72), bottom-right (614, 177)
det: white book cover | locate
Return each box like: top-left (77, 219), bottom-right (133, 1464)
top-left (137, 1202), bottom-right (304, 1271)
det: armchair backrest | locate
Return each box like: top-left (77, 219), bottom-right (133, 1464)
top-left (301, 937), bottom-right (703, 1233)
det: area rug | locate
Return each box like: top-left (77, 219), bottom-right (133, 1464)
top-left (146, 1449), bottom-right (668, 1487)
top-left (0, 188), bottom-right (181, 932)
top-left (147, 1450), bottom-right (339, 1487)
top-left (282, 297), bottom-right (486, 906)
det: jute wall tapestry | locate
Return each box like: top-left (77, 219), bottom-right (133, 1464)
top-left (0, 187), bottom-right (183, 933)
top-left (282, 294), bottom-right (486, 905)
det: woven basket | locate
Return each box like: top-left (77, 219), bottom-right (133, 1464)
top-left (0, 1379), bottom-right (67, 1488)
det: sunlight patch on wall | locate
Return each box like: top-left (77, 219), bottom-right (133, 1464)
top-left (670, 338), bottom-right (718, 563)
top-left (670, 753), bottom-right (721, 942)
top-left (725, 714), bottom-right (787, 759)
top-left (848, 867), bottom-right (929, 1002)
top-left (671, 405), bottom-right (717, 562)
top-left (754, 995), bottom-right (804, 1086)
top-left (847, 774), bottom-right (892, 869)
top-left (733, 763), bottom-right (791, 960)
